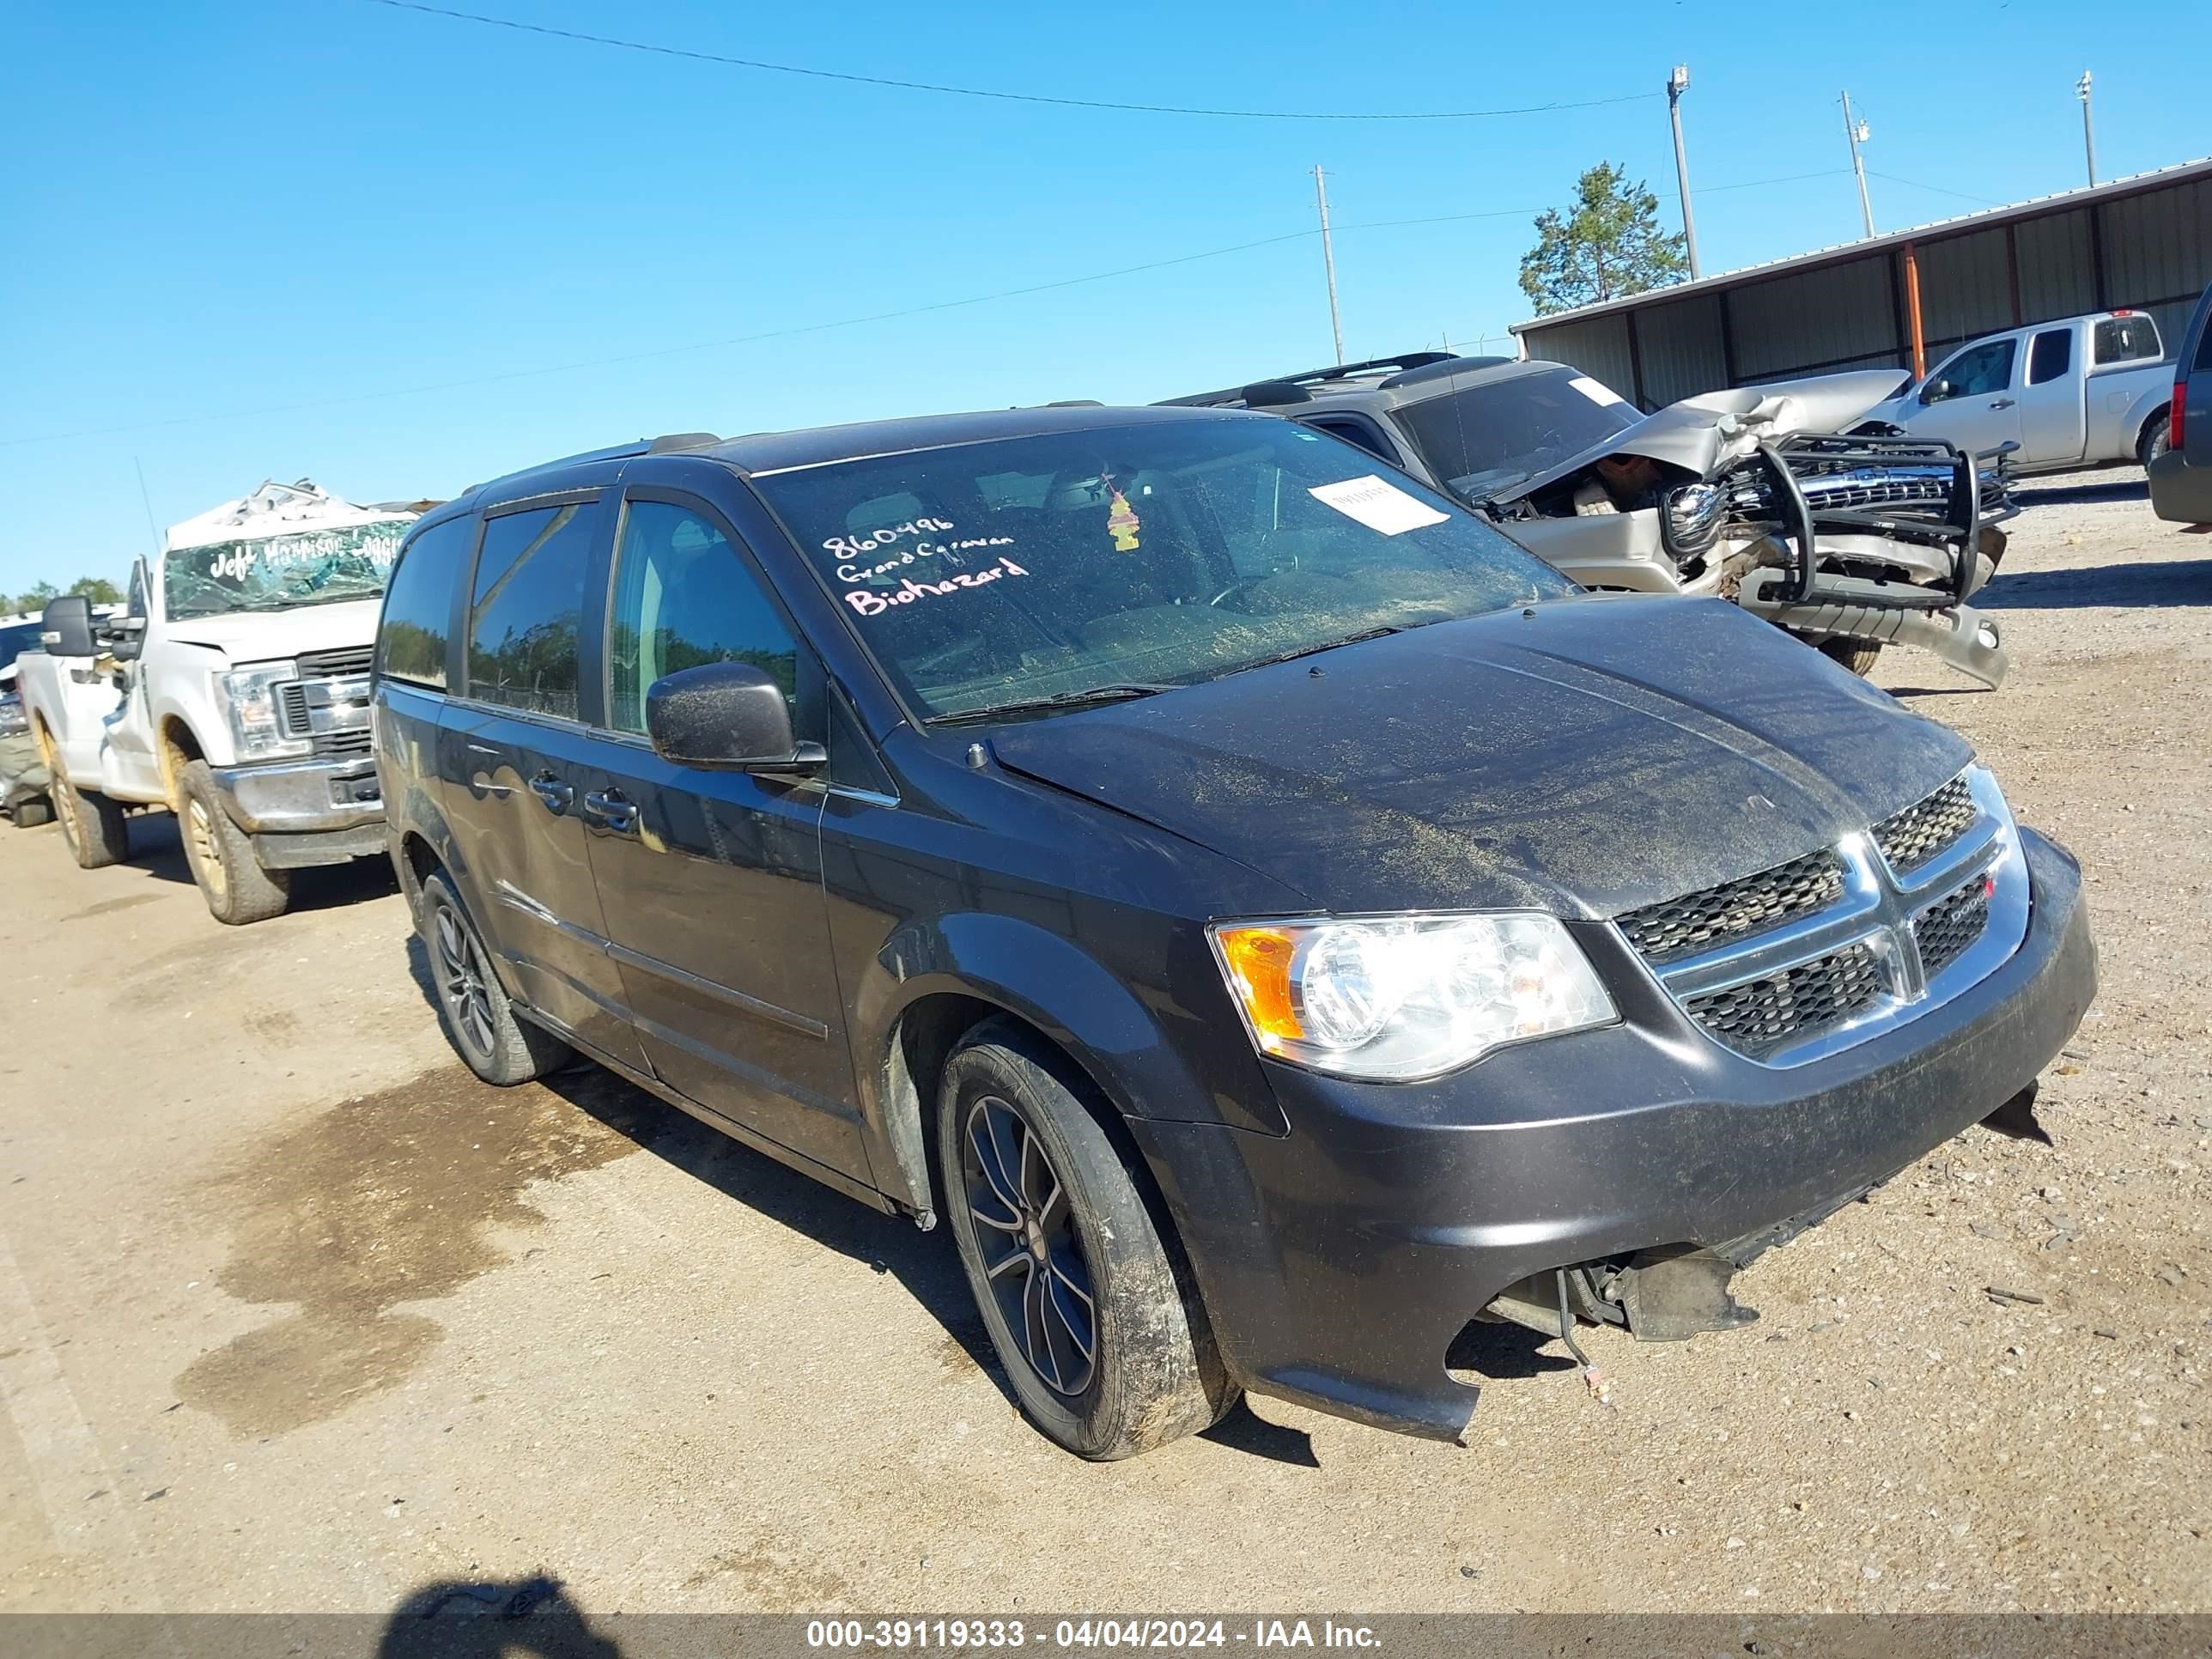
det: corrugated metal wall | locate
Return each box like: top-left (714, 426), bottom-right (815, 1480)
top-left (1519, 169), bottom-right (2212, 400)
top-left (1727, 255), bottom-right (1897, 380)
top-left (1633, 291), bottom-right (1727, 404)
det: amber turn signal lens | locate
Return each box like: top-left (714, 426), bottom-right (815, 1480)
top-left (1213, 925), bottom-right (1303, 1045)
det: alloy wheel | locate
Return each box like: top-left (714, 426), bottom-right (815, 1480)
top-left (52, 775), bottom-right (81, 855)
top-left (960, 1095), bottom-right (1097, 1396)
top-left (184, 797), bottom-right (228, 902)
top-left (434, 902), bottom-right (497, 1060)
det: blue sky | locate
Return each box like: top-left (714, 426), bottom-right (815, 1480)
top-left (3, 0), bottom-right (2205, 596)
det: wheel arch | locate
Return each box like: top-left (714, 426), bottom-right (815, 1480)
top-left (156, 715), bottom-right (204, 807)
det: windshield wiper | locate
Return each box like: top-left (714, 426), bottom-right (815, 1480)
top-left (931, 683), bottom-right (1174, 726)
top-left (1217, 623), bottom-right (1411, 678)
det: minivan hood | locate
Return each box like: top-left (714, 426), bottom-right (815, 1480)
top-left (989, 598), bottom-right (1969, 917)
top-left (161, 599), bottom-right (382, 662)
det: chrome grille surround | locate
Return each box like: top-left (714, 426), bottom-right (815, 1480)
top-left (276, 651), bottom-right (375, 760)
top-left (1617, 768), bottom-right (2028, 1066)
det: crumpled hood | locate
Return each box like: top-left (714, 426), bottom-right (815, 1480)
top-left (989, 597), bottom-right (1970, 917)
top-left (1492, 368), bottom-right (1917, 501)
top-left (161, 599), bottom-right (382, 663)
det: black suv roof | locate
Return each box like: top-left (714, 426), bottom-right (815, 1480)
top-left (458, 404), bottom-right (1264, 504)
top-left (1159, 352), bottom-right (1553, 416)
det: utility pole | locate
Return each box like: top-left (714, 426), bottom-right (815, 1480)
top-left (1842, 89), bottom-right (1875, 239)
top-left (1312, 165), bottom-right (1344, 365)
top-left (2077, 70), bottom-right (2098, 186)
top-left (1667, 65), bottom-right (1701, 279)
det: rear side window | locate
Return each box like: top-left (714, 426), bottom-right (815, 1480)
top-left (378, 516), bottom-right (476, 689)
top-left (605, 501), bottom-right (799, 736)
top-left (2094, 315), bottom-right (2161, 366)
top-left (2194, 302), bottom-right (2212, 372)
top-left (466, 502), bottom-right (601, 720)
top-left (2027, 329), bottom-right (2072, 386)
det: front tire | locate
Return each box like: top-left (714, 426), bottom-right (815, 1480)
top-left (418, 872), bottom-right (570, 1085)
top-left (51, 769), bottom-right (130, 869)
top-left (1815, 636), bottom-right (1883, 677)
top-left (937, 1019), bottom-right (1233, 1459)
top-left (2138, 411), bottom-right (2172, 471)
top-left (178, 760), bottom-right (290, 925)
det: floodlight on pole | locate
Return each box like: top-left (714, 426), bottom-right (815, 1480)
top-left (1667, 64), bottom-right (1701, 279)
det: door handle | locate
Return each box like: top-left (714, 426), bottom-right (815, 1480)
top-left (582, 788), bottom-right (640, 834)
top-left (527, 772), bottom-right (574, 813)
top-left (1989, 398), bottom-right (2015, 410)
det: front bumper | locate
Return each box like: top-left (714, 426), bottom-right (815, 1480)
top-left (210, 755), bottom-right (383, 836)
top-left (1134, 829), bottom-right (2095, 1444)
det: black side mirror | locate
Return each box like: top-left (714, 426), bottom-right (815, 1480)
top-left (40, 595), bottom-right (98, 659)
top-left (644, 661), bottom-right (824, 773)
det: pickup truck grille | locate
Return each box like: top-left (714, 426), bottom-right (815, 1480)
top-left (1616, 848), bottom-right (1844, 966)
top-left (277, 647), bottom-right (375, 758)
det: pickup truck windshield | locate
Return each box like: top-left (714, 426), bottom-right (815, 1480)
top-left (1396, 368), bottom-right (1643, 502)
top-left (163, 520), bottom-right (410, 620)
top-left (0, 620), bottom-right (42, 672)
top-left (752, 416), bottom-right (1575, 721)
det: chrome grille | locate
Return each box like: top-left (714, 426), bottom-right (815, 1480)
top-left (1875, 775), bottom-right (1977, 873)
top-left (1682, 943), bottom-right (1886, 1060)
top-left (1915, 877), bottom-right (1991, 981)
top-left (1618, 768), bottom-right (2027, 1068)
top-left (1618, 848), bottom-right (1844, 966)
top-left (296, 645), bottom-right (374, 678)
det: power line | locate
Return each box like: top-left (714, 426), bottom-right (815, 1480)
top-left (0, 169), bottom-right (1878, 448)
top-left (354, 0), bottom-right (1659, 121)
top-left (1865, 171), bottom-right (1996, 207)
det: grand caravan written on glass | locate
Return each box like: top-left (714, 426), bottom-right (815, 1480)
top-left (751, 417), bottom-right (1571, 720)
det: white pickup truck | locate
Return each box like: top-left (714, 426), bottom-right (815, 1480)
top-left (1861, 309), bottom-right (2174, 476)
top-left (17, 481), bottom-right (417, 924)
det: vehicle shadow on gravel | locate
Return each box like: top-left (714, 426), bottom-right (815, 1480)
top-left (1974, 556), bottom-right (2212, 611)
top-left (114, 811), bottom-right (400, 911)
top-left (395, 936), bottom-right (1335, 1468)
top-left (2011, 477), bottom-right (2149, 508)
top-left (379, 1575), bottom-right (622, 1659)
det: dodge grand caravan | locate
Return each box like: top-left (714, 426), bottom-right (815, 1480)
top-left (373, 405), bottom-right (2095, 1459)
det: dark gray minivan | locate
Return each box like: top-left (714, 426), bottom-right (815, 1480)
top-left (373, 405), bottom-right (2095, 1458)
top-left (2149, 282), bottom-right (2212, 524)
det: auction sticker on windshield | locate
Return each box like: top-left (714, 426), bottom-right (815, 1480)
top-left (1566, 374), bottom-right (1628, 406)
top-left (1307, 474), bottom-right (1450, 536)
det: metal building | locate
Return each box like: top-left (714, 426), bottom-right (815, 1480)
top-left (1510, 157), bottom-right (2212, 407)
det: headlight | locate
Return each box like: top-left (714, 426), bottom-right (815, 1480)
top-left (216, 661), bottom-right (311, 761)
top-left (1207, 912), bottom-right (1616, 1081)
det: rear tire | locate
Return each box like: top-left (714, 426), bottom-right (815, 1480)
top-left (418, 872), bottom-right (570, 1085)
top-left (2138, 411), bottom-right (2172, 471)
top-left (12, 797), bottom-right (53, 830)
top-left (178, 760), bottom-right (290, 925)
top-left (1816, 636), bottom-right (1883, 677)
top-left (50, 769), bottom-right (131, 869)
top-left (937, 1018), bottom-right (1234, 1459)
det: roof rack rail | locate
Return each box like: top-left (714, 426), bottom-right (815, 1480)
top-left (1158, 351), bottom-right (1463, 409)
top-left (468, 432), bottom-right (723, 494)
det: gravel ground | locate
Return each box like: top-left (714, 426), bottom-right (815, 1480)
top-left (1, 469), bottom-right (2206, 1620)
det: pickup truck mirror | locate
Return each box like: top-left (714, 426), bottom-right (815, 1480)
top-left (1920, 378), bottom-right (1956, 406)
top-left (644, 661), bottom-right (826, 774)
top-left (39, 596), bottom-right (99, 659)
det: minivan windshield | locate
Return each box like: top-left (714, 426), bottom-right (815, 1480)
top-left (752, 416), bottom-right (1576, 721)
top-left (162, 520), bottom-right (411, 620)
top-left (1395, 367), bottom-right (1643, 502)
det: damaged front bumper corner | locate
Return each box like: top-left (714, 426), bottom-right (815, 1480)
top-left (1132, 830), bottom-right (2094, 1446)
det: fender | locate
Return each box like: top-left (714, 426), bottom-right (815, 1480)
top-left (850, 910), bottom-right (1290, 1214)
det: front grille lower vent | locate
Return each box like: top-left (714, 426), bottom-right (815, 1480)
top-left (1617, 848), bottom-right (1845, 967)
top-left (1682, 942), bottom-right (1887, 1059)
top-left (1875, 775), bottom-right (1977, 873)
